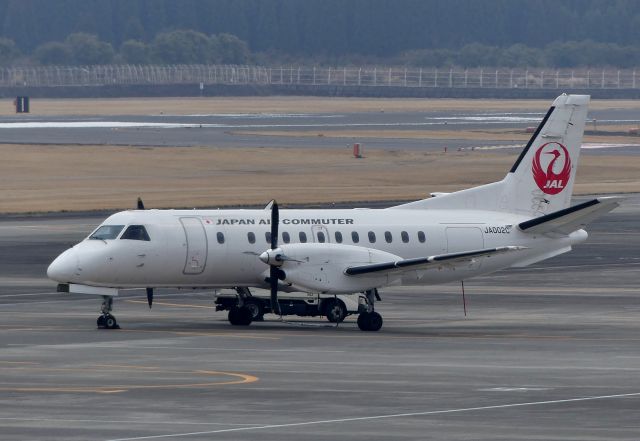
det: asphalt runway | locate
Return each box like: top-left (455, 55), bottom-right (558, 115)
top-left (1, 107), bottom-right (639, 154)
top-left (0, 196), bottom-right (639, 440)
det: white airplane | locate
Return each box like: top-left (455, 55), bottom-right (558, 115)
top-left (47, 94), bottom-right (621, 331)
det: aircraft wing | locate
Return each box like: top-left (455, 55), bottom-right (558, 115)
top-left (518, 196), bottom-right (623, 235)
top-left (344, 246), bottom-right (525, 276)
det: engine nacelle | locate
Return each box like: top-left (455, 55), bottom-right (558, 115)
top-left (272, 243), bottom-right (401, 294)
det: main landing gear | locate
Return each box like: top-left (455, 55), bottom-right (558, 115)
top-left (228, 287), bottom-right (256, 326)
top-left (357, 289), bottom-right (383, 332)
top-left (97, 295), bottom-right (119, 329)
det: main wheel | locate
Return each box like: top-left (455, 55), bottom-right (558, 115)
top-left (243, 299), bottom-right (264, 321)
top-left (367, 311), bottom-right (383, 331)
top-left (228, 307), bottom-right (253, 326)
top-left (97, 315), bottom-right (106, 328)
top-left (104, 314), bottom-right (119, 329)
top-left (357, 312), bottom-right (383, 332)
top-left (324, 299), bottom-right (347, 323)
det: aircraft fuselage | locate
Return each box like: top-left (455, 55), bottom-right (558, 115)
top-left (48, 207), bottom-right (586, 292)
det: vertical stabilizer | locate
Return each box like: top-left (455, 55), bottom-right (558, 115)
top-left (391, 94), bottom-right (590, 217)
top-left (503, 94), bottom-right (589, 216)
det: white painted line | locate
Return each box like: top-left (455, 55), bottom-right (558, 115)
top-left (104, 346), bottom-right (346, 353)
top-left (480, 387), bottom-right (551, 392)
top-left (105, 391), bottom-right (640, 441)
top-left (0, 120), bottom-right (588, 130)
top-left (0, 417), bottom-right (261, 426)
top-left (0, 292), bottom-right (59, 298)
top-left (582, 143), bottom-right (640, 150)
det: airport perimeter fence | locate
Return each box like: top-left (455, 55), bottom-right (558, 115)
top-left (0, 64), bottom-right (639, 90)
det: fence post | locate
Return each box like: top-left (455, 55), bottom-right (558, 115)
top-left (465, 69), bottom-right (468, 87)
top-left (344, 67), bottom-right (347, 85)
top-left (328, 67), bottom-right (331, 85)
top-left (601, 69), bottom-right (605, 88)
top-left (373, 67), bottom-right (377, 86)
top-left (434, 68), bottom-right (438, 87)
top-left (358, 68), bottom-right (361, 86)
top-left (541, 71), bottom-right (544, 88)
top-left (495, 70), bottom-right (498, 88)
top-left (480, 69), bottom-right (483, 88)
top-left (634, 70), bottom-right (636, 89)
top-left (404, 68), bottom-right (407, 87)
top-left (450, 68), bottom-right (453, 87)
top-left (525, 70), bottom-right (528, 88)
top-left (419, 68), bottom-right (422, 87)
top-left (388, 67), bottom-right (392, 86)
top-left (556, 70), bottom-right (559, 88)
top-left (313, 67), bottom-right (316, 85)
top-left (509, 70), bottom-right (513, 88)
top-left (617, 70), bottom-right (621, 88)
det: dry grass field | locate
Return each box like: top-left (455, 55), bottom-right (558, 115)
top-left (1, 144), bottom-right (639, 213)
top-left (0, 97), bottom-right (638, 213)
top-left (2, 96), bottom-right (640, 116)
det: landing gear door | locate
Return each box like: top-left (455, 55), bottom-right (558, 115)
top-left (180, 217), bottom-right (208, 274)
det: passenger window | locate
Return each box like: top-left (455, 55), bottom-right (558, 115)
top-left (283, 232), bottom-right (291, 243)
top-left (351, 231), bottom-right (359, 243)
top-left (317, 231), bottom-right (326, 243)
top-left (216, 232), bottom-right (225, 244)
top-left (265, 232), bottom-right (271, 243)
top-left (90, 225), bottom-right (124, 240)
top-left (299, 232), bottom-right (307, 243)
top-left (247, 232), bottom-right (255, 244)
top-left (401, 231), bottom-right (409, 243)
top-left (120, 225), bottom-right (150, 241)
top-left (418, 231), bottom-right (426, 243)
top-left (335, 231), bottom-right (343, 243)
top-left (384, 231), bottom-right (392, 243)
top-left (368, 231), bottom-right (376, 243)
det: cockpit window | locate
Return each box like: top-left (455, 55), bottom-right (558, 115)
top-left (120, 225), bottom-right (151, 241)
top-left (89, 225), bottom-right (124, 240)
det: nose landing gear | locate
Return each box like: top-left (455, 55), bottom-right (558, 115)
top-left (97, 296), bottom-right (120, 329)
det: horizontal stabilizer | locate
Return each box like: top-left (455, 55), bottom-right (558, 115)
top-left (518, 196), bottom-right (623, 235)
top-left (345, 246), bottom-right (525, 276)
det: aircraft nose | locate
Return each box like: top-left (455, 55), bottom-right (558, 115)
top-left (47, 248), bottom-right (78, 282)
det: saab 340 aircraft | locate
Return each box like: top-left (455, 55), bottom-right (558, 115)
top-left (48, 94), bottom-right (622, 331)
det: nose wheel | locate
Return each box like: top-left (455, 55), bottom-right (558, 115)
top-left (97, 296), bottom-right (120, 329)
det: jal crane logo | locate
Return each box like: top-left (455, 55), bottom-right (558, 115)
top-left (532, 142), bottom-right (572, 195)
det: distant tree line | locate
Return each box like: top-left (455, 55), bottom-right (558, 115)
top-left (0, 0), bottom-right (639, 68)
top-left (0, 30), bottom-right (640, 68)
top-left (28, 31), bottom-right (250, 65)
top-left (396, 41), bottom-right (640, 69)
top-left (1, 32), bottom-right (640, 69)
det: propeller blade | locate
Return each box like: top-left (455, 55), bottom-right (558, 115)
top-left (270, 200), bottom-right (279, 250)
top-left (137, 197), bottom-right (145, 210)
top-left (269, 200), bottom-right (280, 315)
top-left (269, 266), bottom-right (280, 315)
top-left (146, 287), bottom-right (153, 308)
